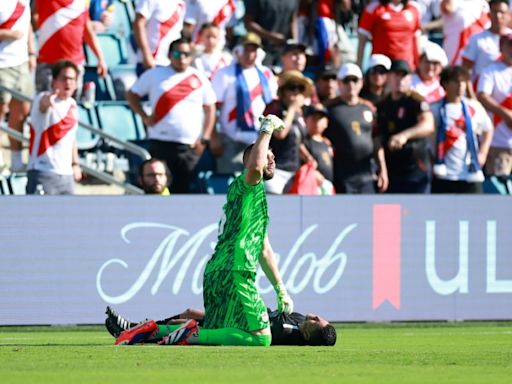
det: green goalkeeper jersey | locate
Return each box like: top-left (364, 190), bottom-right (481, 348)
top-left (204, 171), bottom-right (269, 273)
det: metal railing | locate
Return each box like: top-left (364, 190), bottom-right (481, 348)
top-left (0, 85), bottom-right (148, 195)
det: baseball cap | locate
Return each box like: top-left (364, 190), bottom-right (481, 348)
top-left (279, 70), bottom-right (314, 97)
top-left (303, 105), bottom-right (329, 118)
top-left (242, 32), bottom-right (262, 47)
top-left (337, 63), bottom-right (363, 80)
top-left (283, 39), bottom-right (307, 54)
top-left (389, 60), bottom-right (412, 74)
top-left (421, 42), bottom-right (448, 67)
top-left (316, 64), bottom-right (337, 79)
top-left (367, 54), bottom-right (391, 71)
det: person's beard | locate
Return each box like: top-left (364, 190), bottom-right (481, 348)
top-left (263, 167), bottom-right (274, 180)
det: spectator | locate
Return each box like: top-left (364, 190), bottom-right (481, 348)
top-left (359, 54), bottom-right (391, 107)
top-left (462, 0), bottom-right (511, 85)
top-left (315, 65), bottom-right (339, 105)
top-left (138, 158), bottom-right (171, 195)
top-left (133, 0), bottom-right (185, 76)
top-left (210, 32), bottom-right (278, 174)
top-left (477, 33), bottom-right (512, 178)
top-left (441, 0), bottom-right (490, 65)
top-left (410, 41), bottom-right (448, 104)
top-left (26, 60), bottom-right (82, 195)
top-left (280, 40), bottom-right (307, 73)
top-left (243, 0), bottom-right (300, 66)
top-left (0, 0), bottom-right (35, 172)
top-left (325, 63), bottom-right (389, 193)
top-left (192, 22), bottom-right (233, 80)
top-left (302, 105), bottom-right (336, 194)
top-left (357, 0), bottom-right (422, 71)
top-left (32, 0), bottom-right (108, 97)
top-left (431, 65), bottom-right (492, 193)
top-left (263, 70), bottom-right (313, 193)
top-left (375, 60), bottom-right (435, 193)
top-left (297, 0), bottom-right (356, 67)
top-left (183, 0), bottom-right (237, 49)
top-left (126, 38), bottom-right (216, 193)
top-left (89, 0), bottom-right (116, 33)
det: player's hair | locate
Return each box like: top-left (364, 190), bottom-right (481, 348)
top-left (489, 0), bottom-right (509, 9)
top-left (169, 37), bottom-right (192, 55)
top-left (309, 324), bottom-right (337, 346)
top-left (242, 144), bottom-right (255, 165)
top-left (51, 60), bottom-right (79, 79)
top-left (440, 65), bottom-right (469, 88)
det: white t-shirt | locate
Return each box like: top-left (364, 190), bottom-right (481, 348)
top-left (211, 63), bottom-right (278, 144)
top-left (411, 73), bottom-right (445, 104)
top-left (442, 0), bottom-right (490, 65)
top-left (28, 92), bottom-right (78, 175)
top-left (462, 28), bottom-right (512, 82)
top-left (130, 66), bottom-right (216, 144)
top-left (0, 0), bottom-right (31, 67)
top-left (477, 61), bottom-right (512, 149)
top-left (192, 50), bottom-right (233, 80)
top-left (431, 97), bottom-right (492, 180)
top-left (135, 0), bottom-right (185, 66)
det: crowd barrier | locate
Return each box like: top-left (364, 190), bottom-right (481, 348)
top-left (0, 195), bottom-right (510, 325)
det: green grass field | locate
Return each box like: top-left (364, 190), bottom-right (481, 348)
top-left (1, 322), bottom-right (511, 383)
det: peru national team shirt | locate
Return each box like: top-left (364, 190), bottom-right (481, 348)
top-left (431, 98), bottom-right (492, 181)
top-left (0, 0), bottom-right (31, 68)
top-left (136, 0), bottom-right (185, 66)
top-left (36, 0), bottom-right (88, 65)
top-left (193, 50), bottom-right (233, 80)
top-left (410, 73), bottom-right (445, 104)
top-left (442, 0), bottom-right (490, 65)
top-left (477, 61), bottom-right (512, 149)
top-left (28, 92), bottom-right (78, 175)
top-left (130, 66), bottom-right (216, 144)
top-left (211, 63), bottom-right (278, 144)
top-left (358, 1), bottom-right (421, 69)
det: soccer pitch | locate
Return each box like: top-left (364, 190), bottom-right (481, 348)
top-left (1, 322), bottom-right (511, 384)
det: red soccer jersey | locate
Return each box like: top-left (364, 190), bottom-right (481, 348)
top-left (359, 1), bottom-right (421, 69)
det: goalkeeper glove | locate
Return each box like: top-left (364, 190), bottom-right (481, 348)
top-left (259, 114), bottom-right (285, 135)
top-left (274, 282), bottom-right (294, 314)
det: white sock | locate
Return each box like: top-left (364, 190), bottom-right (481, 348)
top-left (10, 150), bottom-right (24, 170)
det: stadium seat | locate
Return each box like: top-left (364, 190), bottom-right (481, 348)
top-left (95, 101), bottom-right (146, 143)
top-left (77, 103), bottom-right (101, 151)
top-left (85, 32), bottom-right (129, 67)
top-left (198, 171), bottom-right (235, 194)
top-left (106, 0), bottom-right (136, 38)
top-left (110, 64), bottom-right (137, 100)
top-left (483, 176), bottom-right (512, 194)
top-left (83, 66), bottom-right (117, 101)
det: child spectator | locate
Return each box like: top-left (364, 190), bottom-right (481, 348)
top-left (192, 23), bottom-right (232, 80)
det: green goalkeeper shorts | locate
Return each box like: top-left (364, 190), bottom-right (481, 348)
top-left (203, 270), bottom-right (269, 332)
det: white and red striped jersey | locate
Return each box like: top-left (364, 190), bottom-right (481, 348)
top-left (192, 50), bottom-right (232, 80)
top-left (462, 28), bottom-right (511, 83)
top-left (130, 66), bottom-right (216, 144)
top-left (135, 0), bottom-right (185, 67)
top-left (0, 0), bottom-right (31, 68)
top-left (442, 0), bottom-right (490, 65)
top-left (431, 97), bottom-right (492, 180)
top-left (211, 63), bottom-right (277, 144)
top-left (28, 92), bottom-right (78, 175)
top-left (36, 0), bottom-right (89, 65)
top-left (477, 61), bottom-right (512, 149)
top-left (358, 1), bottom-right (422, 70)
top-left (184, 0), bottom-right (237, 48)
top-left (410, 73), bottom-right (445, 104)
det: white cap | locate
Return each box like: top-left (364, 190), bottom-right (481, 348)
top-left (367, 54), bottom-right (391, 71)
top-left (422, 41), bottom-right (448, 67)
top-left (337, 63), bottom-right (363, 80)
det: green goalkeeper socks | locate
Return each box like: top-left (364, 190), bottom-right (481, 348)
top-left (193, 327), bottom-right (271, 346)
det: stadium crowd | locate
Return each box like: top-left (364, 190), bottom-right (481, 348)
top-left (0, 0), bottom-right (511, 194)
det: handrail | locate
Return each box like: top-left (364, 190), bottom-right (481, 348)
top-left (0, 122), bottom-right (144, 194)
top-left (0, 85), bottom-right (151, 160)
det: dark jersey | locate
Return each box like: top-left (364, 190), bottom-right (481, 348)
top-left (268, 309), bottom-right (307, 345)
top-left (303, 136), bottom-right (333, 182)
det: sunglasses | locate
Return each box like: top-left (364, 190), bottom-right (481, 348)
top-left (284, 83), bottom-right (306, 92)
top-left (341, 77), bottom-right (359, 84)
top-left (171, 50), bottom-right (191, 58)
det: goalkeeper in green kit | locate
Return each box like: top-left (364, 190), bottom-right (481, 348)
top-left (115, 114), bottom-right (294, 347)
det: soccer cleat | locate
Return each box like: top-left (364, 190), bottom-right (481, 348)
top-left (158, 319), bottom-right (199, 346)
top-left (105, 306), bottom-right (136, 338)
top-left (115, 320), bottom-right (158, 345)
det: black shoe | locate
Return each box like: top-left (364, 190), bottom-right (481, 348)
top-left (105, 306), bottom-right (136, 338)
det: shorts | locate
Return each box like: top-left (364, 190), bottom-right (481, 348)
top-left (26, 170), bottom-right (75, 195)
top-left (203, 270), bottom-right (269, 332)
top-left (0, 62), bottom-right (33, 104)
top-left (485, 147), bottom-right (512, 176)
